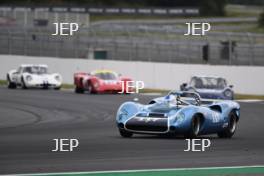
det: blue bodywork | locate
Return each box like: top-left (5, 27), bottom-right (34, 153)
top-left (181, 76), bottom-right (234, 100)
top-left (116, 91), bottom-right (240, 137)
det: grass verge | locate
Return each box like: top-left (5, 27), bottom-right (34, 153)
top-left (0, 80), bottom-right (7, 86)
top-left (22, 166), bottom-right (264, 176)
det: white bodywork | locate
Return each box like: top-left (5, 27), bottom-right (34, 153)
top-left (7, 64), bottom-right (62, 89)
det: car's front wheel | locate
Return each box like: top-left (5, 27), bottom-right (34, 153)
top-left (119, 129), bottom-right (133, 138)
top-left (184, 115), bottom-right (201, 138)
top-left (218, 111), bottom-right (237, 138)
top-left (87, 83), bottom-right (96, 94)
top-left (54, 87), bottom-right (61, 90)
top-left (7, 75), bottom-right (16, 89)
top-left (21, 77), bottom-right (27, 89)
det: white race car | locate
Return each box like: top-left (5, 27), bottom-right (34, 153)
top-left (7, 64), bottom-right (62, 90)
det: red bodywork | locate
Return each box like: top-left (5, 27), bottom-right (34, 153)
top-left (74, 71), bottom-right (134, 94)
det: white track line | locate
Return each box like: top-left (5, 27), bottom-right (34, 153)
top-left (236, 99), bottom-right (264, 103)
top-left (140, 93), bottom-right (163, 96)
top-left (4, 165), bottom-right (264, 176)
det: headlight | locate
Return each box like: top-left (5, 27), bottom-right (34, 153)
top-left (118, 109), bottom-right (128, 121)
top-left (224, 90), bottom-right (232, 97)
top-left (174, 112), bottom-right (185, 123)
top-left (55, 75), bottom-right (61, 82)
top-left (26, 75), bottom-right (32, 82)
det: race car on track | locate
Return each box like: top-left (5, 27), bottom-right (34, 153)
top-left (7, 64), bottom-right (62, 89)
top-left (180, 76), bottom-right (234, 100)
top-left (116, 91), bottom-right (240, 138)
top-left (74, 70), bottom-right (133, 94)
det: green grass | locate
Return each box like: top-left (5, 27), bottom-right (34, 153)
top-left (226, 4), bottom-right (262, 18)
top-left (235, 94), bottom-right (264, 100)
top-left (28, 166), bottom-right (264, 176)
top-left (61, 84), bottom-right (75, 89)
top-left (0, 80), bottom-right (75, 89)
top-left (226, 11), bottom-right (260, 18)
top-left (140, 89), bottom-right (264, 100)
top-left (1, 80), bottom-right (264, 99)
top-left (139, 88), bottom-right (169, 94)
top-left (0, 80), bottom-right (7, 86)
top-left (246, 26), bottom-right (264, 33)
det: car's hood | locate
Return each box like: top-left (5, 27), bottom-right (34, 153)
top-left (30, 74), bottom-right (54, 79)
top-left (101, 79), bottom-right (119, 84)
top-left (144, 102), bottom-right (180, 114)
top-left (196, 89), bottom-right (224, 94)
top-left (32, 73), bottom-right (51, 77)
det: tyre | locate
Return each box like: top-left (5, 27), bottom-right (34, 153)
top-left (75, 86), bottom-right (84, 93)
top-left (218, 111), bottom-right (237, 138)
top-left (224, 90), bottom-right (234, 100)
top-left (42, 85), bottom-right (48, 90)
top-left (119, 129), bottom-right (133, 138)
top-left (21, 77), bottom-right (27, 89)
top-left (87, 83), bottom-right (95, 94)
top-left (7, 75), bottom-right (16, 89)
top-left (184, 115), bottom-right (201, 138)
top-left (54, 87), bottom-right (61, 90)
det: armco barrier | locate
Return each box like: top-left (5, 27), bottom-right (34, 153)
top-left (0, 6), bottom-right (199, 16)
top-left (0, 55), bottom-right (263, 95)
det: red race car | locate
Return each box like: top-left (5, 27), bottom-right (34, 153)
top-left (74, 70), bottom-right (134, 94)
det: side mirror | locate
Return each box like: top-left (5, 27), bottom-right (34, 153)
top-left (180, 83), bottom-right (187, 91)
top-left (229, 85), bottom-right (234, 88)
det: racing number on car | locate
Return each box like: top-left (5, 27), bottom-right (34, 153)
top-left (212, 112), bottom-right (221, 123)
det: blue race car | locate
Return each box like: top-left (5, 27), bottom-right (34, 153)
top-left (116, 91), bottom-right (240, 138)
top-left (180, 76), bottom-right (234, 100)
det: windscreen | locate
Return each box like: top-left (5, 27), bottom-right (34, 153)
top-left (168, 91), bottom-right (200, 106)
top-left (94, 72), bottom-right (118, 80)
top-left (23, 66), bottom-right (48, 74)
top-left (190, 77), bottom-right (227, 89)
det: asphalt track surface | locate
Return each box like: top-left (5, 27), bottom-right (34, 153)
top-left (0, 87), bottom-right (264, 175)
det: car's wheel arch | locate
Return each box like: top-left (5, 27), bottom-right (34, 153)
top-left (229, 108), bottom-right (239, 122)
top-left (87, 79), bottom-right (94, 88)
top-left (193, 113), bottom-right (205, 127)
top-left (7, 73), bottom-right (11, 82)
top-left (21, 74), bottom-right (29, 88)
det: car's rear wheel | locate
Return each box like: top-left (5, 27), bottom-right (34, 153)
top-left (218, 111), bottom-right (237, 138)
top-left (185, 115), bottom-right (201, 138)
top-left (75, 86), bottom-right (84, 93)
top-left (54, 87), bottom-right (61, 90)
top-left (119, 129), bottom-right (133, 138)
top-left (7, 75), bottom-right (16, 89)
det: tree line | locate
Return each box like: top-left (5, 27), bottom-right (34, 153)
top-left (0, 0), bottom-right (227, 16)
